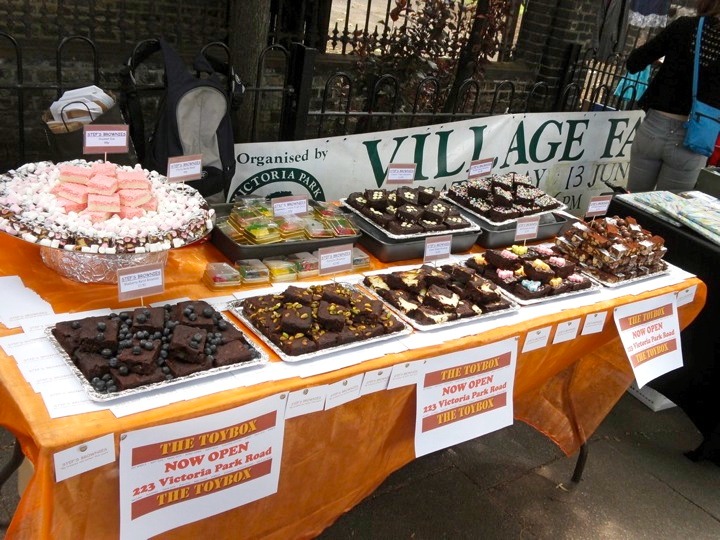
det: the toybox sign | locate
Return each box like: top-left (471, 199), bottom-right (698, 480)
top-left (229, 111), bottom-right (643, 215)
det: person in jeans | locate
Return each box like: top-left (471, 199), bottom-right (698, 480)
top-left (626, 1), bottom-right (720, 192)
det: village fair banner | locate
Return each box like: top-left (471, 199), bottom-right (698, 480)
top-left (229, 110), bottom-right (644, 216)
top-left (415, 337), bottom-right (518, 457)
top-left (119, 393), bottom-right (286, 539)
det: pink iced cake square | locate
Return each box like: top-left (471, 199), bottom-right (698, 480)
top-left (87, 193), bottom-right (121, 213)
top-left (79, 210), bottom-right (112, 223)
top-left (55, 182), bottom-right (89, 204)
top-left (91, 162), bottom-right (118, 177)
top-left (118, 205), bottom-right (145, 219)
top-left (58, 165), bottom-right (93, 185)
top-left (55, 196), bottom-right (86, 213)
top-left (118, 188), bottom-right (151, 207)
top-left (87, 174), bottom-right (118, 196)
top-left (140, 196), bottom-right (157, 212)
top-left (116, 170), bottom-right (151, 190)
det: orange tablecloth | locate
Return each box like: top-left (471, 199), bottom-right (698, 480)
top-left (0, 233), bottom-right (706, 540)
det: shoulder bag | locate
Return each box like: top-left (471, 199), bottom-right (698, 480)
top-left (684, 17), bottom-right (720, 156)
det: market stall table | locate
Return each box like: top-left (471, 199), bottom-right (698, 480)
top-left (609, 195), bottom-right (720, 462)
top-left (0, 231), bottom-right (706, 539)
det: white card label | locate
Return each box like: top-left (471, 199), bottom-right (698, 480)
top-left (676, 285), bottom-right (697, 307)
top-left (468, 158), bottom-right (494, 178)
top-left (552, 318), bottom-right (581, 344)
top-left (325, 374), bottom-right (364, 410)
top-left (272, 195), bottom-right (309, 217)
top-left (585, 195), bottom-right (613, 217)
top-left (360, 369), bottom-right (391, 396)
top-left (521, 327), bottom-right (551, 352)
top-left (386, 163), bottom-right (416, 185)
top-left (581, 311), bottom-right (607, 335)
top-left (54, 433), bottom-right (116, 482)
top-left (318, 244), bottom-right (354, 275)
top-left (167, 155), bottom-right (203, 182)
top-left (514, 216), bottom-right (540, 242)
top-left (83, 124), bottom-right (129, 154)
top-left (117, 263), bottom-right (165, 302)
top-left (423, 234), bottom-right (453, 262)
top-left (387, 360), bottom-right (424, 389)
top-left (285, 386), bottom-right (328, 419)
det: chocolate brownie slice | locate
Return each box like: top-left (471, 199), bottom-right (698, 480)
top-left (279, 306), bottom-right (312, 334)
top-left (387, 220), bottom-right (423, 235)
top-left (213, 340), bottom-right (255, 366)
top-left (118, 339), bottom-right (162, 374)
top-left (317, 301), bottom-right (347, 331)
top-left (165, 355), bottom-right (213, 377)
top-left (168, 325), bottom-right (207, 364)
top-left (73, 350), bottom-right (112, 380)
top-left (131, 307), bottom-right (165, 331)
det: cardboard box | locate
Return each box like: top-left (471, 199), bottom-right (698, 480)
top-left (627, 381), bottom-right (676, 412)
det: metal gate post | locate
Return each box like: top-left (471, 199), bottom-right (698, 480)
top-left (280, 42), bottom-right (317, 141)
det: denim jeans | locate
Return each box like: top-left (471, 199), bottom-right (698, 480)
top-left (627, 109), bottom-right (707, 192)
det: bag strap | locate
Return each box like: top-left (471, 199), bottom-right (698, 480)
top-left (692, 17), bottom-right (705, 100)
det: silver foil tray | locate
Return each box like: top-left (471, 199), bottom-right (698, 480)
top-left (577, 261), bottom-right (670, 288)
top-left (45, 315), bottom-right (269, 402)
top-left (492, 279), bottom-right (601, 306)
top-left (440, 194), bottom-right (568, 227)
top-left (340, 199), bottom-right (481, 240)
top-left (358, 282), bottom-right (519, 332)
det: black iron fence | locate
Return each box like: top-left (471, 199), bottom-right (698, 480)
top-left (0, 33), bottom-right (645, 171)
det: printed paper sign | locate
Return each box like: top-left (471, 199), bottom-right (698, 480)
top-left (117, 263), bottom-right (165, 302)
top-left (272, 195), bottom-right (308, 217)
top-left (585, 195), bottom-right (613, 218)
top-left (552, 318), bottom-right (581, 344)
top-left (167, 155), bottom-right (203, 182)
top-left (581, 311), bottom-right (607, 335)
top-left (83, 124), bottom-right (129, 154)
top-left (386, 163), bottom-right (416, 185)
top-left (325, 374), bottom-right (364, 410)
top-left (285, 386), bottom-right (327, 419)
top-left (387, 360), bottom-right (424, 389)
top-left (613, 293), bottom-right (682, 388)
top-left (119, 393), bottom-right (286, 540)
top-left (514, 216), bottom-right (540, 242)
top-left (360, 369), bottom-right (391, 396)
top-left (521, 327), bottom-right (551, 353)
top-left (54, 433), bottom-right (116, 482)
top-left (318, 244), bottom-right (353, 275)
top-left (423, 234), bottom-right (452, 263)
top-left (676, 285), bottom-right (697, 307)
top-left (415, 337), bottom-right (518, 457)
top-left (468, 157), bottom-right (494, 179)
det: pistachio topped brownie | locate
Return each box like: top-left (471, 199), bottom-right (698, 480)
top-left (345, 187), bottom-right (472, 236)
top-left (238, 283), bottom-right (405, 356)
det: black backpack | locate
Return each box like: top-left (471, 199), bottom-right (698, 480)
top-left (120, 38), bottom-right (242, 199)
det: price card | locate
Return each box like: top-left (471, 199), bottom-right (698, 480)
top-left (285, 386), bottom-right (328, 419)
top-left (272, 195), bottom-right (308, 217)
top-left (325, 374), bottom-right (364, 410)
top-left (468, 158), bottom-right (494, 179)
top-left (552, 318), bottom-right (581, 344)
top-left (423, 234), bottom-right (453, 263)
top-left (613, 292), bottom-right (682, 388)
top-left (83, 124), bottom-right (129, 154)
top-left (585, 195), bottom-right (613, 218)
top-left (521, 327), bottom-right (551, 353)
top-left (676, 285), bottom-right (697, 307)
top-left (117, 263), bottom-right (165, 302)
top-left (581, 311), bottom-right (607, 335)
top-left (167, 154), bottom-right (202, 182)
top-left (54, 434), bottom-right (116, 482)
top-left (360, 369), bottom-right (391, 396)
top-left (318, 244), bottom-right (353, 275)
top-left (514, 216), bottom-right (540, 242)
top-left (387, 360), bottom-right (425, 389)
top-left (386, 163), bottom-right (416, 185)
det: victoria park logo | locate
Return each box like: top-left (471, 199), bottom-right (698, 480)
top-left (229, 168), bottom-right (326, 201)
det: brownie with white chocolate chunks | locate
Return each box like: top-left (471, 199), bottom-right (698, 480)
top-left (345, 186), bottom-right (473, 236)
top-left (362, 263), bottom-right (512, 326)
top-left (554, 216), bottom-right (667, 283)
top-left (50, 302), bottom-right (259, 394)
top-left (238, 283), bottom-right (405, 356)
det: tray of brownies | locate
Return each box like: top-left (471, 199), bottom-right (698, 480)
top-left (360, 263), bottom-right (518, 331)
top-left (467, 244), bottom-right (599, 306)
top-left (229, 283), bottom-right (411, 362)
top-left (443, 172), bottom-right (566, 227)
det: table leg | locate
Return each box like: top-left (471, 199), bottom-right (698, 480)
top-left (571, 442), bottom-right (589, 483)
top-left (0, 437), bottom-right (23, 490)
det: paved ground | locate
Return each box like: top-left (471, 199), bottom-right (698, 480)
top-left (2, 393), bottom-right (719, 539)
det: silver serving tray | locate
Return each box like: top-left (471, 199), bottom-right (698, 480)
top-left (440, 193), bottom-right (568, 227)
top-left (357, 281), bottom-right (519, 332)
top-left (340, 199), bottom-right (481, 240)
top-left (490, 279), bottom-right (601, 306)
top-left (576, 261), bottom-right (670, 288)
top-left (227, 284), bottom-right (412, 363)
top-left (45, 315), bottom-right (269, 402)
